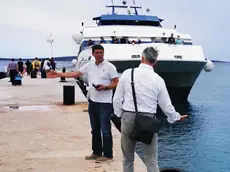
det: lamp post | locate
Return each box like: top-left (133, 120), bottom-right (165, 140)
top-left (47, 34), bottom-right (54, 57)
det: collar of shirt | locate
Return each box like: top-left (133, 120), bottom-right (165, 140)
top-left (94, 59), bottom-right (106, 66)
top-left (139, 63), bottom-right (154, 72)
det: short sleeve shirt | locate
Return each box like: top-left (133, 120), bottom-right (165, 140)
top-left (79, 60), bottom-right (118, 103)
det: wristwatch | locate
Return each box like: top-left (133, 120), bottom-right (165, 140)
top-left (105, 86), bottom-right (109, 90)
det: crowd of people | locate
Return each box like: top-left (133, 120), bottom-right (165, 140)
top-left (86, 33), bottom-right (184, 48)
top-left (7, 57), bottom-right (56, 82)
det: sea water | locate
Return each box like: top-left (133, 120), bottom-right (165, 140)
top-left (1, 60), bottom-right (230, 172)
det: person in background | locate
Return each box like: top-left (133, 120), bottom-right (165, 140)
top-left (7, 58), bottom-right (18, 83)
top-left (168, 33), bottom-right (176, 44)
top-left (40, 59), bottom-right (45, 73)
top-left (50, 57), bottom-right (56, 70)
top-left (113, 47), bottom-right (188, 172)
top-left (32, 57), bottom-right (41, 73)
top-left (17, 58), bottom-right (24, 76)
top-left (100, 37), bottom-right (106, 44)
top-left (25, 60), bottom-right (32, 76)
top-left (137, 38), bottom-right (142, 44)
top-left (112, 37), bottom-right (119, 44)
top-left (87, 39), bottom-right (93, 46)
top-left (175, 35), bottom-right (183, 45)
top-left (47, 44), bottom-right (119, 163)
top-left (43, 58), bottom-right (52, 71)
top-left (131, 40), bottom-right (137, 45)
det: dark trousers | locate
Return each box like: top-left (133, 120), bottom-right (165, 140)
top-left (88, 99), bottom-right (113, 158)
top-left (26, 68), bottom-right (31, 75)
top-left (9, 69), bottom-right (17, 82)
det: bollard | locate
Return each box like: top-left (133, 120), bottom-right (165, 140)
top-left (60, 67), bottom-right (66, 82)
top-left (63, 85), bottom-right (75, 105)
top-left (160, 168), bottom-right (184, 172)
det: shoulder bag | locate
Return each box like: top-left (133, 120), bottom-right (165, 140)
top-left (129, 68), bottom-right (163, 144)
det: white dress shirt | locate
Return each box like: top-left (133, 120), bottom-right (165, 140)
top-left (79, 60), bottom-right (118, 103)
top-left (43, 60), bottom-right (51, 71)
top-left (113, 63), bottom-right (181, 123)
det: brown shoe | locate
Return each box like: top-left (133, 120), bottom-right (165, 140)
top-left (83, 109), bottom-right (88, 112)
top-left (95, 156), bottom-right (113, 163)
top-left (85, 154), bottom-right (101, 160)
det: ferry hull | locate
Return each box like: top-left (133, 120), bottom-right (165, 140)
top-left (109, 60), bottom-right (206, 102)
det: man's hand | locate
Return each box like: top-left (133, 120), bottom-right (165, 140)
top-left (47, 71), bottom-right (60, 78)
top-left (180, 115), bottom-right (188, 121)
top-left (96, 85), bottom-right (107, 91)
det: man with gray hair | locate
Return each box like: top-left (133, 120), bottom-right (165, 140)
top-left (113, 47), bottom-right (188, 172)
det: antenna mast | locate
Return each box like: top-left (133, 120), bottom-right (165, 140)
top-left (47, 34), bottom-right (54, 57)
top-left (132, 0), bottom-right (138, 15)
top-left (133, 0), bottom-right (136, 5)
top-left (111, 0), bottom-right (115, 14)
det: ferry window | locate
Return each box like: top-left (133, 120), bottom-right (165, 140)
top-left (183, 40), bottom-right (193, 45)
top-left (161, 37), bottom-right (167, 43)
top-left (79, 40), bottom-right (95, 50)
top-left (183, 42), bottom-right (193, 45)
top-left (100, 20), bottom-right (162, 27)
top-left (120, 37), bottom-right (127, 44)
top-left (139, 38), bottom-right (151, 43)
top-left (153, 38), bottom-right (162, 43)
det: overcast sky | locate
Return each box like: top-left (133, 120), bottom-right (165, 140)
top-left (0, 0), bottom-right (229, 60)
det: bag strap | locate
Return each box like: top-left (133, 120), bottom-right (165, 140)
top-left (131, 68), bottom-right (163, 123)
top-left (131, 68), bottom-right (138, 113)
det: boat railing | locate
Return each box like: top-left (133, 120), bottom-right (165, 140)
top-left (80, 37), bottom-right (192, 50)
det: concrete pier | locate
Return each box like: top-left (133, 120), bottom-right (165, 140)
top-left (0, 77), bottom-right (145, 172)
top-left (0, 77), bottom-right (87, 107)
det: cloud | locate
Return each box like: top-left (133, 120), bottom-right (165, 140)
top-left (0, 0), bottom-right (106, 57)
top-left (0, 0), bottom-right (229, 60)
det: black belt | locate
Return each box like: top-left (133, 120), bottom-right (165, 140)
top-left (123, 110), bottom-right (135, 113)
top-left (123, 110), bottom-right (155, 115)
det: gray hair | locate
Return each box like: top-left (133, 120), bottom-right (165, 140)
top-left (142, 47), bottom-right (159, 64)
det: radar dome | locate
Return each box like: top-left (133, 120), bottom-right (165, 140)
top-left (72, 33), bottom-right (82, 44)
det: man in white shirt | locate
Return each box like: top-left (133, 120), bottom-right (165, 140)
top-left (43, 59), bottom-right (52, 71)
top-left (47, 44), bottom-right (119, 162)
top-left (113, 47), bottom-right (188, 172)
